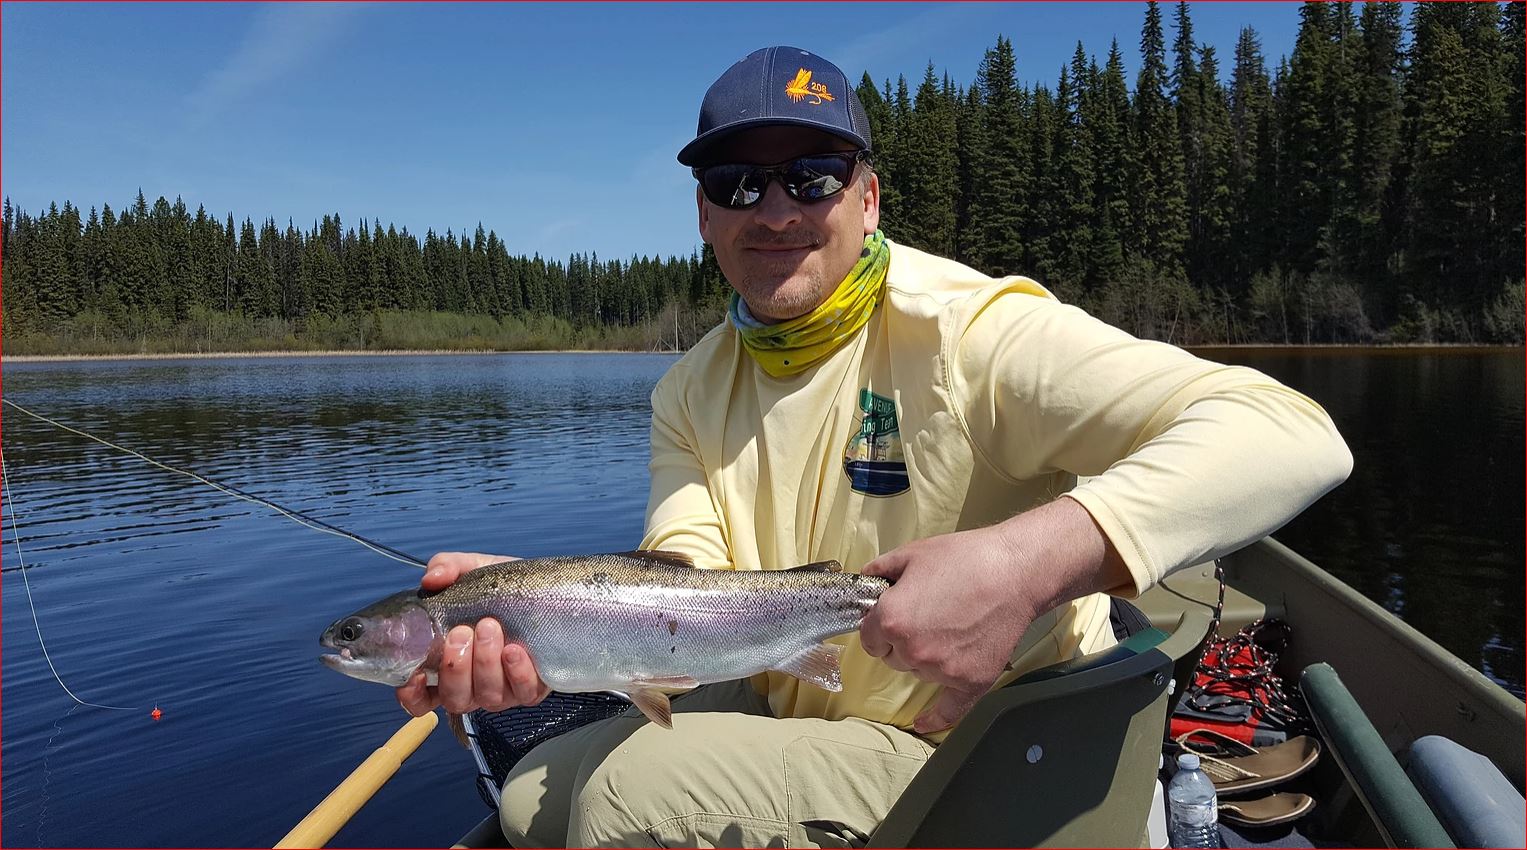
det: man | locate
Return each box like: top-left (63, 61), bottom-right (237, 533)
top-left (398, 46), bottom-right (1352, 847)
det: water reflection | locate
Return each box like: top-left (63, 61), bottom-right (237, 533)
top-left (1199, 348), bottom-right (1525, 697)
top-left (0, 349), bottom-right (1520, 848)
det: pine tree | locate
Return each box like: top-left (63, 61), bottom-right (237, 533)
top-left (1190, 45), bottom-right (1236, 304)
top-left (1401, 3), bottom-right (1507, 316)
top-left (235, 218), bottom-right (278, 316)
top-left (1026, 81), bottom-right (1062, 287)
top-left (1499, 1), bottom-right (1526, 292)
top-left (954, 84), bottom-right (988, 267)
top-left (1133, 1), bottom-right (1189, 272)
top-left (1230, 27), bottom-right (1275, 293)
top-left (1091, 40), bottom-right (1133, 281)
top-left (1056, 49), bottom-right (1099, 293)
top-left (900, 64), bottom-right (959, 256)
top-left (967, 36), bottom-right (1028, 275)
top-left (1350, 1), bottom-right (1406, 316)
top-left (857, 72), bottom-right (901, 230)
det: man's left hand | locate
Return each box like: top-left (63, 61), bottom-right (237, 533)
top-left (859, 525), bottom-right (1040, 734)
top-left (859, 497), bottom-right (1129, 735)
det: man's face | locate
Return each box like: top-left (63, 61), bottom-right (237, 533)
top-left (696, 127), bottom-right (880, 324)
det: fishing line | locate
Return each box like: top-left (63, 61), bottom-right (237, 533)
top-left (2, 451), bottom-right (143, 711)
top-left (1, 398), bottom-right (428, 569)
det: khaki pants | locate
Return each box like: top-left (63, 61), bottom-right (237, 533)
top-left (498, 680), bottom-right (934, 848)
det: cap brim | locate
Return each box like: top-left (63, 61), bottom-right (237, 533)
top-left (677, 117), bottom-right (869, 166)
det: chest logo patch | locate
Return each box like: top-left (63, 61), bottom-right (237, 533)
top-left (843, 389), bottom-right (909, 497)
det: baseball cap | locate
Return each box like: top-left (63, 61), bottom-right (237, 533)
top-left (677, 46), bottom-right (872, 167)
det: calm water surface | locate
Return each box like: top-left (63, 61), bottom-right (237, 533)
top-left (1, 349), bottom-right (1521, 847)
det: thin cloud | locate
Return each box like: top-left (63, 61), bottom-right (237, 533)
top-left (830, 3), bottom-right (1000, 84)
top-left (184, 3), bottom-right (364, 125)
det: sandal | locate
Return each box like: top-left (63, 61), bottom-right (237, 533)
top-left (1175, 728), bottom-right (1322, 795)
top-left (1219, 792), bottom-right (1316, 828)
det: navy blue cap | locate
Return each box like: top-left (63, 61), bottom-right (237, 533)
top-left (677, 46), bottom-right (871, 166)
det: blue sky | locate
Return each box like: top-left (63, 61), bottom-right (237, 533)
top-left (3, 2), bottom-right (1306, 262)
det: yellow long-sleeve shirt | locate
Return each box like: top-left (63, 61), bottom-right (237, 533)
top-left (639, 241), bottom-right (1352, 736)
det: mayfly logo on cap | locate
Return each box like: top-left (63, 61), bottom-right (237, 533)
top-left (785, 68), bottom-right (835, 105)
top-left (843, 389), bottom-right (909, 497)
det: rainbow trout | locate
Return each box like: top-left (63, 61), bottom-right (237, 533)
top-left (319, 550), bottom-right (886, 729)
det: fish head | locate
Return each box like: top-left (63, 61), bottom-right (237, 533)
top-left (319, 589), bottom-right (440, 687)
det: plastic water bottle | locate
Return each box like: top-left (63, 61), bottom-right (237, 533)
top-left (1167, 753), bottom-right (1220, 848)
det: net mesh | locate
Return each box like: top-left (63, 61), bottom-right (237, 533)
top-left (465, 692), bottom-right (632, 808)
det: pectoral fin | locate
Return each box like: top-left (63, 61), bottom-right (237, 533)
top-left (626, 676), bottom-right (699, 729)
top-left (772, 643), bottom-right (844, 692)
top-left (628, 688), bottom-right (674, 728)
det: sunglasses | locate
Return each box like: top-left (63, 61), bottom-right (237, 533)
top-left (693, 151), bottom-right (869, 210)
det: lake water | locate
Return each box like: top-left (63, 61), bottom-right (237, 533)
top-left (1, 349), bottom-right (1521, 847)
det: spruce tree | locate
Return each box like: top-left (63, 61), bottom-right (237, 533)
top-left (1133, 1), bottom-right (1189, 272)
top-left (968, 36), bottom-right (1028, 275)
top-left (901, 64), bottom-right (959, 256)
top-left (1091, 40), bottom-right (1133, 281)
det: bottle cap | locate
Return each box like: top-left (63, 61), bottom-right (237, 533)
top-left (1177, 753), bottom-right (1201, 770)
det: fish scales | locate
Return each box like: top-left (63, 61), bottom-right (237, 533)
top-left (319, 550), bottom-right (886, 729)
top-left (426, 554), bottom-right (877, 691)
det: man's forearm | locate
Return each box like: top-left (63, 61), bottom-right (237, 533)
top-left (989, 496), bottom-right (1134, 614)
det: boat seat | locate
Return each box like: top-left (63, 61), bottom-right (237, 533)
top-left (1299, 663), bottom-right (1455, 848)
top-left (868, 607), bottom-right (1212, 847)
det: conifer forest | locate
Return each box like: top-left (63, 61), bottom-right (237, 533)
top-left (4, 2), bottom-right (1522, 354)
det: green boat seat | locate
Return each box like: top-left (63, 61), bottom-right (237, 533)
top-left (868, 607), bottom-right (1213, 848)
top-left (1299, 663), bottom-right (1455, 848)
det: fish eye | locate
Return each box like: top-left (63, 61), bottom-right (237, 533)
top-left (339, 620), bottom-right (364, 642)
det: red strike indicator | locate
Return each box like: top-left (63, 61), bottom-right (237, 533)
top-left (150, 707), bottom-right (162, 720)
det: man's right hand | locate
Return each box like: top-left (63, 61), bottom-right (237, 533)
top-left (395, 551), bottom-right (552, 717)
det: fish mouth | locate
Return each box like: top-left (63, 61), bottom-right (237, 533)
top-left (318, 647), bottom-right (357, 671)
top-left (317, 648), bottom-right (422, 687)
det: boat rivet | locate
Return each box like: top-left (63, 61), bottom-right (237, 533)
top-left (1152, 672), bottom-right (1166, 687)
top-left (1026, 745), bottom-right (1043, 764)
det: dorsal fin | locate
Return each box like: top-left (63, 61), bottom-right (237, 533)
top-left (621, 549), bottom-right (697, 569)
top-left (785, 559), bottom-right (843, 573)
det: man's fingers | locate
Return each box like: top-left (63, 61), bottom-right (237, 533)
top-left (422, 554), bottom-right (465, 592)
top-left (472, 619), bottom-right (509, 710)
top-left (859, 610), bottom-right (893, 659)
top-left (860, 550), bottom-right (908, 582)
top-left (422, 552), bottom-right (514, 592)
top-left (914, 687), bottom-right (981, 735)
top-left (503, 643), bottom-right (546, 706)
top-left (395, 669), bottom-right (436, 717)
top-left (437, 625), bottom-right (478, 713)
top-left (915, 687), bottom-right (981, 734)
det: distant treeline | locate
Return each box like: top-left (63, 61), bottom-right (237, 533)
top-left (861, 0), bottom-right (1523, 344)
top-left (2, 1), bottom-right (1522, 354)
top-left (0, 192), bottom-right (730, 354)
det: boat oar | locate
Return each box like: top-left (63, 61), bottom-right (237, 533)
top-left (275, 711), bottom-right (439, 849)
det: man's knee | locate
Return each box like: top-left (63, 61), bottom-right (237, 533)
top-left (568, 715), bottom-right (786, 847)
top-left (498, 718), bottom-right (626, 848)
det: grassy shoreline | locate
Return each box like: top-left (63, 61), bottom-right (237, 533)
top-left (2, 348), bottom-right (684, 363)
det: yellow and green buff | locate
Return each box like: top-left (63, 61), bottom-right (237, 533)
top-left (729, 230), bottom-right (890, 378)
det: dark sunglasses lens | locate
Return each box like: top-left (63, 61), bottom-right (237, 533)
top-left (698, 153), bottom-right (859, 208)
top-left (783, 156), bottom-right (854, 201)
top-left (701, 164), bottom-right (768, 208)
